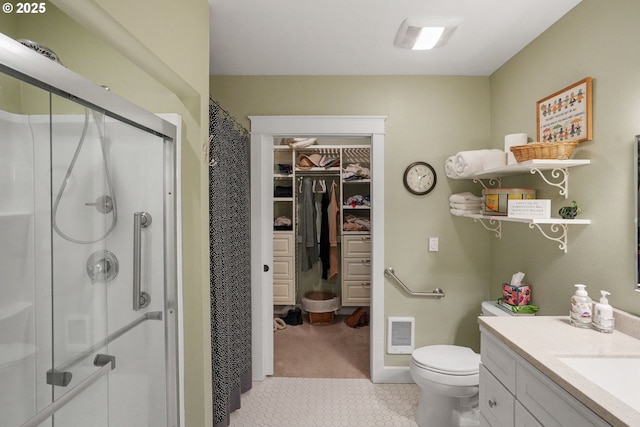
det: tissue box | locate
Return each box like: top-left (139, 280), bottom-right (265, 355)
top-left (502, 283), bottom-right (531, 306)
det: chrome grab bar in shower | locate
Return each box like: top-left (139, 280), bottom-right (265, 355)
top-left (21, 356), bottom-right (115, 427)
top-left (133, 212), bottom-right (152, 311)
top-left (48, 311), bottom-right (163, 383)
top-left (384, 267), bottom-right (445, 298)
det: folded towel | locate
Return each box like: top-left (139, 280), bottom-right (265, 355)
top-left (450, 207), bottom-right (482, 216)
top-left (450, 201), bottom-right (482, 210)
top-left (449, 192), bottom-right (481, 203)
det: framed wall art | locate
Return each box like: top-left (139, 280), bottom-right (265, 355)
top-left (536, 77), bottom-right (592, 143)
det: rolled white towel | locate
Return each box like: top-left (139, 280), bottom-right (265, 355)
top-left (450, 207), bottom-right (482, 216)
top-left (450, 201), bottom-right (482, 210)
top-left (449, 192), bottom-right (481, 203)
top-left (445, 156), bottom-right (459, 178)
top-left (454, 150), bottom-right (490, 177)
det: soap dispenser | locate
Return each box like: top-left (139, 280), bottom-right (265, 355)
top-left (570, 284), bottom-right (592, 328)
top-left (592, 291), bottom-right (615, 333)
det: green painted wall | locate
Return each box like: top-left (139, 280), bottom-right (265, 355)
top-left (489, 0), bottom-right (640, 317)
top-left (210, 75), bottom-right (493, 365)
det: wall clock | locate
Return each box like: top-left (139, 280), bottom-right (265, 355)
top-left (403, 161), bottom-right (437, 195)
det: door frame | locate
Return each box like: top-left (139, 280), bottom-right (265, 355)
top-left (249, 115), bottom-right (393, 382)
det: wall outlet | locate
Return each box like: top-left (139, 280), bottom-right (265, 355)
top-left (428, 237), bottom-right (439, 252)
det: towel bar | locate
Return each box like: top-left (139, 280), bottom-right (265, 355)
top-left (384, 267), bottom-right (445, 298)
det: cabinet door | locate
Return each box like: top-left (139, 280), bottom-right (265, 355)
top-left (479, 364), bottom-right (515, 427)
top-left (343, 235), bottom-right (371, 257)
top-left (273, 257), bottom-right (294, 279)
top-left (342, 280), bottom-right (370, 306)
top-left (481, 332), bottom-right (517, 393)
top-left (515, 401), bottom-right (543, 427)
top-left (516, 364), bottom-right (610, 427)
top-left (273, 233), bottom-right (294, 256)
top-left (343, 258), bottom-right (371, 280)
top-left (273, 279), bottom-right (294, 305)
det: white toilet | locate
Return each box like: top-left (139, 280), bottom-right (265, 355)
top-left (409, 301), bottom-right (514, 427)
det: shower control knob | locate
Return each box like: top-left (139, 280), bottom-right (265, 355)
top-left (139, 291), bottom-right (151, 309)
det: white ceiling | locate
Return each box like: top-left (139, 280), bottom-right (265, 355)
top-left (209, 0), bottom-right (581, 76)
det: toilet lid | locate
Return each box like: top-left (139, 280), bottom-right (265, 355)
top-left (412, 345), bottom-right (480, 375)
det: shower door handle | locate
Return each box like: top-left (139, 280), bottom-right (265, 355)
top-left (133, 212), bottom-right (152, 311)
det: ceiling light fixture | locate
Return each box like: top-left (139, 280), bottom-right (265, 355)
top-left (394, 17), bottom-right (460, 50)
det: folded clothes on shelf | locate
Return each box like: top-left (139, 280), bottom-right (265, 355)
top-left (343, 214), bottom-right (370, 231)
top-left (343, 163), bottom-right (371, 180)
top-left (274, 216), bottom-right (293, 230)
top-left (345, 194), bottom-right (370, 207)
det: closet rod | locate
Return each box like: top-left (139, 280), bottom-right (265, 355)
top-left (384, 267), bottom-right (445, 299)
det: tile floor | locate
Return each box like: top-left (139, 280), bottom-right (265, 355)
top-left (229, 377), bottom-right (420, 426)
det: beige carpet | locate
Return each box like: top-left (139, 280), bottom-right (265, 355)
top-left (274, 314), bottom-right (370, 379)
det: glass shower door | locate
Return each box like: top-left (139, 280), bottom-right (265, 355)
top-left (43, 93), bottom-right (174, 426)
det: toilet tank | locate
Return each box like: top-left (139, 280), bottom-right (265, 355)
top-left (481, 301), bottom-right (515, 317)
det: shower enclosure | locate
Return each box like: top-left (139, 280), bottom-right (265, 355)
top-left (0, 34), bottom-right (182, 426)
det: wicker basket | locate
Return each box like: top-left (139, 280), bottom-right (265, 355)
top-left (509, 141), bottom-right (579, 162)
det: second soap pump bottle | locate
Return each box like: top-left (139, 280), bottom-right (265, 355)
top-left (592, 290), bottom-right (615, 333)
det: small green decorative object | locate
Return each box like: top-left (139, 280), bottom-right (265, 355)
top-left (559, 200), bottom-right (581, 219)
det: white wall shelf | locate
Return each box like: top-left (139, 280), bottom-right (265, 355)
top-left (461, 213), bottom-right (590, 253)
top-left (452, 158), bottom-right (591, 253)
top-left (470, 159), bottom-right (590, 198)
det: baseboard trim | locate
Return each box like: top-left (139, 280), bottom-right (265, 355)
top-left (371, 366), bottom-right (413, 384)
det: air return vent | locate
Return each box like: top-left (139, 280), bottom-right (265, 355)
top-left (387, 317), bottom-right (415, 354)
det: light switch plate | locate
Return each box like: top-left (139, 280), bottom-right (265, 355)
top-left (429, 237), bottom-right (439, 252)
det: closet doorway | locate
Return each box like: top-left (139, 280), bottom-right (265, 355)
top-left (249, 116), bottom-right (387, 383)
top-left (273, 141), bottom-right (371, 378)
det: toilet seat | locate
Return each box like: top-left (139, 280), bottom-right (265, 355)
top-left (411, 345), bottom-right (480, 375)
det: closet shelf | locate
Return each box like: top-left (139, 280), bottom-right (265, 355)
top-left (295, 167), bottom-right (341, 174)
top-left (343, 205), bottom-right (370, 210)
top-left (462, 213), bottom-right (590, 253)
top-left (274, 197), bottom-right (293, 202)
top-left (343, 179), bottom-right (371, 184)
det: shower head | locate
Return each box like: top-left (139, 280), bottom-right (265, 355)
top-left (16, 39), bottom-right (60, 63)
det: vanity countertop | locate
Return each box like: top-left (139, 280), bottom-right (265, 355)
top-left (478, 314), bottom-right (640, 426)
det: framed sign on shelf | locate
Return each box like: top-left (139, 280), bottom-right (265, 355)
top-left (536, 77), bottom-right (592, 143)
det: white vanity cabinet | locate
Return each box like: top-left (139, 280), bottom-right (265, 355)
top-left (480, 329), bottom-right (610, 427)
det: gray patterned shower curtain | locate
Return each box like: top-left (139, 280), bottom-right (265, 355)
top-left (209, 97), bottom-right (252, 427)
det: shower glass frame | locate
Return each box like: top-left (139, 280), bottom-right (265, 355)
top-left (0, 33), bottom-right (180, 426)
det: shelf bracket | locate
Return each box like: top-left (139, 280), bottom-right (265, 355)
top-left (528, 222), bottom-right (569, 253)
top-left (529, 167), bottom-right (570, 199)
top-left (473, 217), bottom-right (502, 239)
top-left (472, 177), bottom-right (501, 189)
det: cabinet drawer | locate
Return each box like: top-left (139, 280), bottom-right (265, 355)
top-left (273, 279), bottom-right (294, 305)
top-left (343, 258), bottom-right (371, 280)
top-left (342, 280), bottom-right (370, 306)
top-left (342, 235), bottom-right (371, 257)
top-left (515, 401), bottom-right (542, 427)
top-left (273, 233), bottom-right (294, 256)
top-left (516, 363), bottom-right (609, 427)
top-left (480, 364), bottom-right (515, 427)
top-left (481, 332), bottom-right (517, 393)
top-left (273, 256), bottom-right (294, 279)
